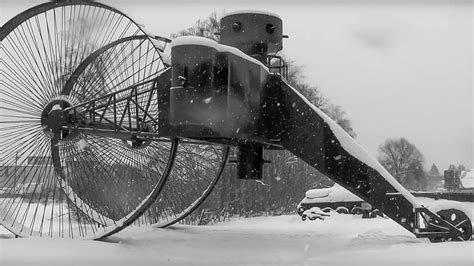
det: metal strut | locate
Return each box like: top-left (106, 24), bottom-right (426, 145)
top-left (54, 38), bottom-right (472, 242)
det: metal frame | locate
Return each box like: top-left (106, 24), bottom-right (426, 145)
top-left (2, 2), bottom-right (470, 241)
top-left (49, 39), bottom-right (470, 241)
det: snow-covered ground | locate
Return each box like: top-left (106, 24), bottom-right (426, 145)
top-left (1, 211), bottom-right (473, 266)
top-left (461, 169), bottom-right (474, 188)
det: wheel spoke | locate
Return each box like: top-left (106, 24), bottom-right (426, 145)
top-left (1, 1), bottom-right (170, 239)
top-left (149, 140), bottom-right (229, 227)
top-left (454, 218), bottom-right (469, 228)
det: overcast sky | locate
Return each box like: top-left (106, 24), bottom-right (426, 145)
top-left (1, 0), bottom-right (472, 171)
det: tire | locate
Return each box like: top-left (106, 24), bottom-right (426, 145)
top-left (336, 207), bottom-right (349, 214)
top-left (369, 209), bottom-right (380, 218)
top-left (428, 209), bottom-right (472, 242)
top-left (321, 207), bottom-right (333, 213)
top-left (297, 206), bottom-right (306, 216)
top-left (351, 207), bottom-right (363, 215)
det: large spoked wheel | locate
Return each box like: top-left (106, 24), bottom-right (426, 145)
top-left (428, 209), bottom-right (472, 242)
top-left (54, 32), bottom-right (230, 230)
top-left (0, 1), bottom-right (174, 239)
top-left (149, 140), bottom-right (229, 228)
top-left (49, 28), bottom-right (231, 228)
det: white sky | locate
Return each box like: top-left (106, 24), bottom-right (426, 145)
top-left (1, 0), bottom-right (473, 171)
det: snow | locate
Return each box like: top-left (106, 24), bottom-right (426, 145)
top-left (1, 208), bottom-right (473, 266)
top-left (0, 177), bottom-right (154, 239)
top-left (287, 83), bottom-right (420, 207)
top-left (417, 198), bottom-right (473, 222)
top-left (223, 10), bottom-right (282, 20)
top-left (75, 139), bottom-right (88, 151)
top-left (302, 207), bottom-right (330, 220)
top-left (305, 187), bottom-right (331, 199)
top-left (461, 169), bottom-right (474, 188)
top-left (57, 178), bottom-right (115, 226)
top-left (0, 197), bottom-right (100, 238)
top-left (170, 36), bottom-right (269, 71)
top-left (0, 205), bottom-right (40, 237)
top-left (328, 183), bottom-right (365, 202)
top-left (304, 183), bottom-right (363, 202)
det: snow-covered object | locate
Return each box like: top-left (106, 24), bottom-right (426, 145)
top-left (426, 199), bottom-right (473, 222)
top-left (303, 183), bottom-right (363, 203)
top-left (147, 34), bottom-right (171, 65)
top-left (302, 207), bottom-right (331, 221)
top-left (223, 10), bottom-right (282, 19)
top-left (148, 37), bottom-right (167, 52)
top-left (305, 187), bottom-right (331, 199)
top-left (460, 169), bottom-right (474, 188)
top-left (287, 85), bottom-right (420, 207)
top-left (172, 35), bottom-right (419, 209)
top-left (171, 36), bottom-right (269, 71)
top-left (326, 184), bottom-right (364, 202)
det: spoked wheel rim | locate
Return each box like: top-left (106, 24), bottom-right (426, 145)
top-left (428, 209), bottom-right (472, 242)
top-left (149, 139), bottom-right (229, 228)
top-left (0, 1), bottom-right (173, 239)
top-left (41, 26), bottom-right (231, 229)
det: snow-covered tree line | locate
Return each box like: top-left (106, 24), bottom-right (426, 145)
top-left (377, 137), bottom-right (469, 192)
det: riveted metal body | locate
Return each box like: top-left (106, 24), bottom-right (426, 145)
top-left (220, 12), bottom-right (283, 61)
top-left (169, 41), bottom-right (270, 144)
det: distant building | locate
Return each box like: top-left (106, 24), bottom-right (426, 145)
top-left (0, 156), bottom-right (55, 190)
top-left (459, 169), bottom-right (474, 188)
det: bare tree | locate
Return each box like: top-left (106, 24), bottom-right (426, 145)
top-left (428, 163), bottom-right (440, 177)
top-left (171, 12), bottom-right (221, 41)
top-left (378, 138), bottom-right (424, 186)
top-left (457, 164), bottom-right (466, 174)
top-left (448, 164), bottom-right (457, 171)
top-left (406, 161), bottom-right (426, 191)
top-left (323, 104), bottom-right (356, 138)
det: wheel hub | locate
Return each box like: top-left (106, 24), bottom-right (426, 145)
top-left (41, 97), bottom-right (76, 140)
top-left (121, 138), bottom-right (152, 149)
top-left (428, 208), bottom-right (472, 242)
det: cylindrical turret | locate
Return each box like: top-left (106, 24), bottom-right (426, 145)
top-left (219, 11), bottom-right (283, 63)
